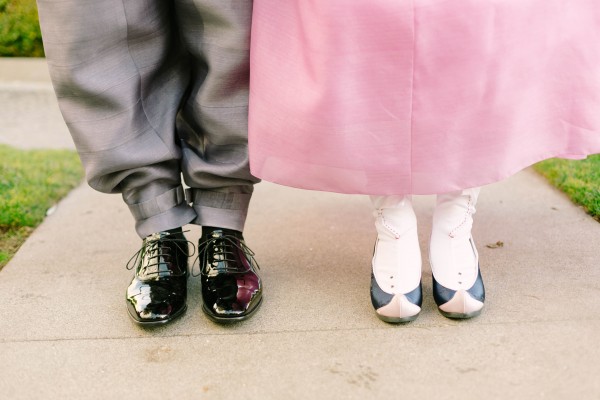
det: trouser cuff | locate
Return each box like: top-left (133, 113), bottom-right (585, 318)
top-left (186, 188), bottom-right (251, 233)
top-left (127, 186), bottom-right (197, 238)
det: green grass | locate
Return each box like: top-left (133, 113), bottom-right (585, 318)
top-left (534, 154), bottom-right (600, 221)
top-left (0, 0), bottom-right (45, 57)
top-left (0, 144), bottom-right (83, 269)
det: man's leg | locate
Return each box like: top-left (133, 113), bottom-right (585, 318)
top-left (37, 0), bottom-right (196, 237)
top-left (37, 0), bottom-right (196, 325)
top-left (174, 0), bottom-right (263, 322)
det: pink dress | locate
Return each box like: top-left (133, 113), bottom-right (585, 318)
top-left (248, 0), bottom-right (600, 195)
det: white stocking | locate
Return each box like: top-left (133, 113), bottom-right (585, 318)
top-left (371, 195), bottom-right (422, 295)
top-left (430, 187), bottom-right (481, 290)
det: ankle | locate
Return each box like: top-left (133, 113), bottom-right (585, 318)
top-left (371, 195), bottom-right (417, 238)
top-left (432, 188), bottom-right (479, 237)
top-left (202, 226), bottom-right (243, 238)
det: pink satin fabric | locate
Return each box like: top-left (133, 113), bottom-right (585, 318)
top-left (248, 1), bottom-right (600, 195)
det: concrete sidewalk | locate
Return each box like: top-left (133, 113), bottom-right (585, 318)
top-left (1, 58), bottom-right (599, 400)
top-left (0, 57), bottom-right (73, 150)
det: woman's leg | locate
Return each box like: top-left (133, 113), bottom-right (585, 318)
top-left (430, 187), bottom-right (485, 318)
top-left (370, 195), bottom-right (422, 323)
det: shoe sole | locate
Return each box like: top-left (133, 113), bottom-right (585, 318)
top-left (438, 307), bottom-right (483, 320)
top-left (202, 296), bottom-right (263, 324)
top-left (376, 311), bottom-right (420, 324)
top-left (128, 304), bottom-right (188, 327)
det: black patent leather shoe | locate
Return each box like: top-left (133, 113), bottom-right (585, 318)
top-left (197, 227), bottom-right (262, 323)
top-left (432, 267), bottom-right (485, 319)
top-left (371, 274), bottom-right (422, 323)
top-left (125, 228), bottom-right (190, 326)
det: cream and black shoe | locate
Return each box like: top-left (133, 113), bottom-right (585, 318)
top-left (370, 195), bottom-right (422, 323)
top-left (430, 188), bottom-right (485, 319)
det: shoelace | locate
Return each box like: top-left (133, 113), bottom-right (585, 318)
top-left (126, 231), bottom-right (195, 277)
top-left (192, 234), bottom-right (260, 277)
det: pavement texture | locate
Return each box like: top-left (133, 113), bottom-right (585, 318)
top-left (1, 58), bottom-right (599, 400)
top-left (0, 58), bottom-right (72, 150)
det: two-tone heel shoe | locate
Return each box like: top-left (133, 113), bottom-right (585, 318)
top-left (371, 275), bottom-right (422, 323)
top-left (432, 260), bottom-right (485, 319)
top-left (370, 195), bottom-right (423, 323)
top-left (430, 188), bottom-right (485, 319)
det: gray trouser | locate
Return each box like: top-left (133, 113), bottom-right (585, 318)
top-left (36, 0), bottom-right (258, 238)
